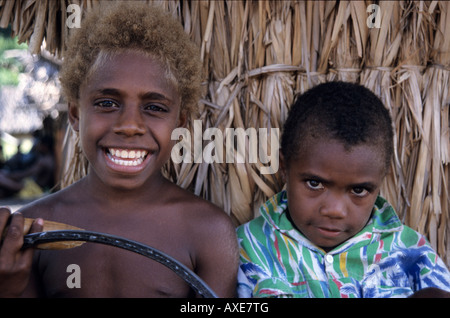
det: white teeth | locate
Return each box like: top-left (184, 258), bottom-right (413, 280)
top-left (109, 148), bottom-right (148, 159)
top-left (109, 157), bottom-right (143, 166)
top-left (107, 148), bottom-right (148, 166)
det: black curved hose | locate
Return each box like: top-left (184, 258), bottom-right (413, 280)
top-left (23, 230), bottom-right (217, 298)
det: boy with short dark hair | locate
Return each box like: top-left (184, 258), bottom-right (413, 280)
top-left (1, 2), bottom-right (238, 297)
top-left (237, 81), bottom-right (450, 298)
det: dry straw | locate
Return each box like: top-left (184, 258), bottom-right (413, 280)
top-left (1, 0), bottom-right (449, 265)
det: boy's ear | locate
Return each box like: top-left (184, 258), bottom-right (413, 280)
top-left (279, 152), bottom-right (287, 183)
top-left (68, 102), bottom-right (80, 132)
top-left (178, 111), bottom-right (187, 128)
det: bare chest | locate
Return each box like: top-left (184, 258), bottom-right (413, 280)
top-left (36, 239), bottom-right (193, 297)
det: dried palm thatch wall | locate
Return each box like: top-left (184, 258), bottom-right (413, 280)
top-left (1, 0), bottom-right (449, 264)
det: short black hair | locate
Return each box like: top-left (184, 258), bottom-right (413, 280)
top-left (281, 81), bottom-right (393, 172)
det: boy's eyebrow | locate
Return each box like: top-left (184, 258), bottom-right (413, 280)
top-left (92, 88), bottom-right (121, 97)
top-left (298, 172), bottom-right (326, 181)
top-left (140, 91), bottom-right (172, 102)
top-left (348, 181), bottom-right (378, 190)
top-left (93, 88), bottom-right (172, 102)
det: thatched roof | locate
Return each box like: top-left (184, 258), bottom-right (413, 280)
top-left (1, 0), bottom-right (449, 265)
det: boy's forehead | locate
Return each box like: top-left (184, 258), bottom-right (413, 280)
top-left (89, 50), bottom-right (166, 77)
top-left (80, 50), bottom-right (179, 100)
top-left (292, 137), bottom-right (386, 175)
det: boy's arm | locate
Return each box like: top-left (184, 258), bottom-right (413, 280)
top-left (194, 212), bottom-right (239, 298)
top-left (0, 208), bottom-right (43, 297)
top-left (409, 287), bottom-right (450, 298)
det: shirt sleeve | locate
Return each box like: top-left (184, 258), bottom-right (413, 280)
top-left (399, 228), bottom-right (450, 293)
top-left (409, 244), bottom-right (450, 292)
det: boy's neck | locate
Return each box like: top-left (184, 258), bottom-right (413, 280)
top-left (80, 170), bottom-right (168, 206)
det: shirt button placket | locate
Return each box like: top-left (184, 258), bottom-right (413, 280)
top-left (326, 254), bottom-right (334, 264)
top-left (325, 254), bottom-right (334, 273)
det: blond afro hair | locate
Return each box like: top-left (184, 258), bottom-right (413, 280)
top-left (60, 1), bottom-right (202, 115)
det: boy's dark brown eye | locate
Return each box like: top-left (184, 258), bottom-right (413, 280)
top-left (306, 180), bottom-right (324, 190)
top-left (351, 187), bottom-right (369, 197)
top-left (145, 104), bottom-right (167, 112)
top-left (95, 100), bottom-right (119, 108)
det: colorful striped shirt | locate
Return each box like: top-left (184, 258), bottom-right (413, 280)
top-left (237, 190), bottom-right (450, 298)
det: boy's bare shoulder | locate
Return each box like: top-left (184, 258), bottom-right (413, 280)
top-left (167, 183), bottom-right (233, 226)
top-left (17, 182), bottom-right (84, 221)
top-left (153, 182), bottom-right (237, 250)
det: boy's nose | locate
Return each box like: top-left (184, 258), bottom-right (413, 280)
top-left (319, 192), bottom-right (347, 219)
top-left (113, 107), bottom-right (146, 136)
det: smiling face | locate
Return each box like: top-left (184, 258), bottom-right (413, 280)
top-left (281, 138), bottom-right (386, 252)
top-left (69, 50), bottom-right (183, 191)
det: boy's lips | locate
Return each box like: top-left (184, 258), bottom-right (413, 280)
top-left (103, 147), bottom-right (150, 171)
top-left (316, 226), bottom-right (343, 238)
